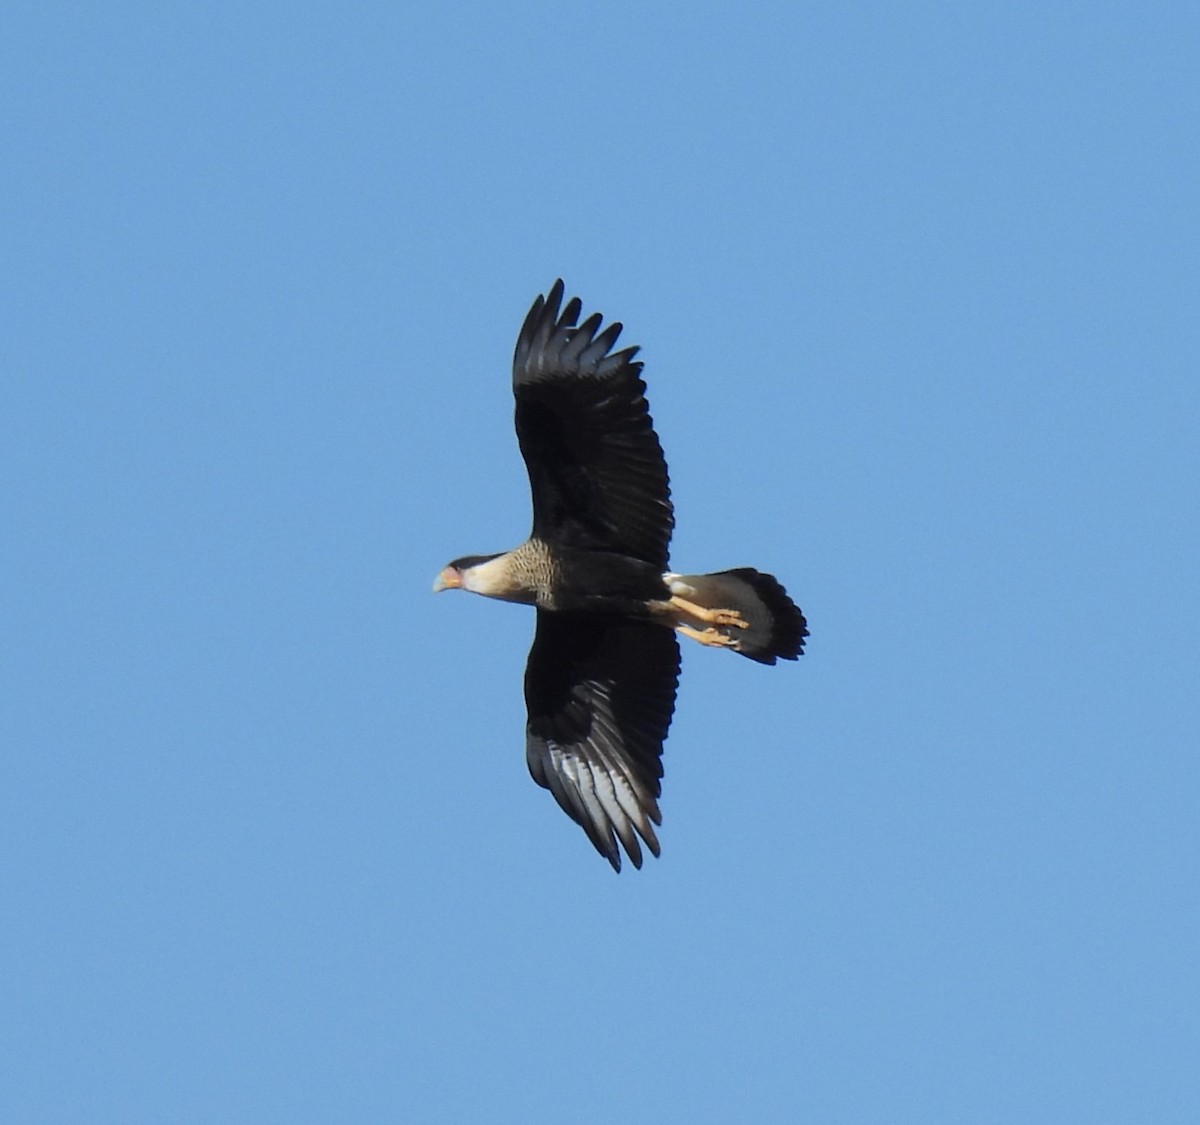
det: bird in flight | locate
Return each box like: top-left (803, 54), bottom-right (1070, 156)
top-left (435, 281), bottom-right (807, 871)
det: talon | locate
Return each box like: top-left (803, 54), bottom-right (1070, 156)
top-left (710, 609), bottom-right (750, 629)
top-left (677, 624), bottom-right (742, 651)
top-left (706, 628), bottom-right (741, 650)
top-left (667, 594), bottom-right (750, 630)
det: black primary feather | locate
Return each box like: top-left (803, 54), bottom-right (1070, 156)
top-left (524, 611), bottom-right (680, 871)
top-left (512, 280), bottom-right (674, 567)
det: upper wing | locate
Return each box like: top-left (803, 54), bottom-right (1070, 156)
top-left (512, 280), bottom-right (674, 568)
top-left (524, 610), bottom-right (680, 871)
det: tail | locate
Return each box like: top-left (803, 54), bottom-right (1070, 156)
top-left (667, 568), bottom-right (808, 664)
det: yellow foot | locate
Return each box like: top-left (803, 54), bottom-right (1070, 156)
top-left (668, 595), bottom-right (750, 630)
top-left (677, 624), bottom-right (742, 651)
top-left (708, 608), bottom-right (750, 629)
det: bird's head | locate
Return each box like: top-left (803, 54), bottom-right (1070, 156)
top-left (432, 553), bottom-right (507, 595)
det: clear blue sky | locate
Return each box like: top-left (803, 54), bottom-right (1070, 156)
top-left (4, 3), bottom-right (1197, 1122)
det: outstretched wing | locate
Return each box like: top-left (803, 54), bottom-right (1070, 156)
top-left (512, 280), bottom-right (674, 568)
top-left (524, 610), bottom-right (680, 871)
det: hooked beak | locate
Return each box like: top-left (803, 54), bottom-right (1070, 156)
top-left (433, 566), bottom-right (462, 593)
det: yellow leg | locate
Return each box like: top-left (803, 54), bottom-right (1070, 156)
top-left (676, 624), bottom-right (742, 651)
top-left (668, 595), bottom-right (749, 630)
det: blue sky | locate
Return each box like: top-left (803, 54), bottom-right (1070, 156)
top-left (4, 3), bottom-right (1198, 1121)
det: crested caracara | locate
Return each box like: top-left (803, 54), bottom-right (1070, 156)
top-left (435, 281), bottom-right (807, 871)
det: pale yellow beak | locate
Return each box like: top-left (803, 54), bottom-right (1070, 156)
top-left (432, 566), bottom-right (462, 593)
